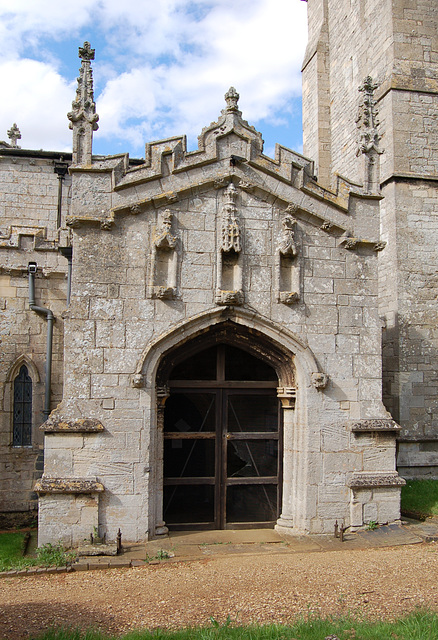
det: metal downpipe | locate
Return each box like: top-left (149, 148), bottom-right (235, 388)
top-left (28, 263), bottom-right (55, 419)
top-left (58, 247), bottom-right (72, 306)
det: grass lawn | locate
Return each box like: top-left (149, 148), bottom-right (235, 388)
top-left (401, 479), bottom-right (438, 519)
top-left (31, 611), bottom-right (438, 640)
top-left (0, 531), bottom-right (27, 571)
top-left (0, 531), bottom-right (74, 571)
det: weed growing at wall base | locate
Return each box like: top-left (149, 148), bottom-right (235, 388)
top-left (0, 533), bottom-right (75, 571)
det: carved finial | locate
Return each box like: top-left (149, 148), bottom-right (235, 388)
top-left (78, 41), bottom-right (95, 61)
top-left (356, 76), bottom-right (383, 193)
top-left (7, 123), bottom-right (21, 148)
top-left (224, 87), bottom-right (240, 112)
top-left (221, 183), bottom-right (241, 253)
top-left (67, 42), bottom-right (99, 165)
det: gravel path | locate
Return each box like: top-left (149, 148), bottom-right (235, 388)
top-left (1, 544), bottom-right (437, 639)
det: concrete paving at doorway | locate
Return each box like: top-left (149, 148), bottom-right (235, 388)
top-left (72, 517), bottom-right (438, 571)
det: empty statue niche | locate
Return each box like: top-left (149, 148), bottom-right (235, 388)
top-left (215, 183), bottom-right (244, 306)
top-left (221, 250), bottom-right (240, 291)
top-left (276, 211), bottom-right (300, 305)
top-left (149, 209), bottom-right (179, 300)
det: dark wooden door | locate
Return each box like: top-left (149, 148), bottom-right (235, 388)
top-left (163, 345), bottom-right (281, 530)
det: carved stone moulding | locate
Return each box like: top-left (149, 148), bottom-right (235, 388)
top-left (156, 385), bottom-right (170, 399)
top-left (276, 386), bottom-right (296, 409)
top-left (40, 417), bottom-right (105, 433)
top-left (132, 374), bottom-right (144, 388)
top-left (348, 472), bottom-right (406, 489)
top-left (349, 418), bottom-right (401, 432)
top-left (311, 372), bottom-right (329, 389)
top-left (151, 286), bottom-right (177, 300)
top-left (66, 216), bottom-right (82, 228)
top-left (215, 289), bottom-right (244, 306)
top-left (278, 291), bottom-right (300, 305)
top-left (339, 233), bottom-right (358, 250)
top-left (34, 477), bottom-right (105, 494)
top-left (100, 217), bottom-right (114, 230)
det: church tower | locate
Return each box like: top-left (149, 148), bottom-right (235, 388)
top-left (302, 0), bottom-right (438, 476)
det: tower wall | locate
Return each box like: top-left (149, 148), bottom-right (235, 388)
top-left (303, 0), bottom-right (438, 476)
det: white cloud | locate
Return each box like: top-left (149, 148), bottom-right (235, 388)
top-left (0, 0), bottom-right (308, 155)
top-left (0, 59), bottom-right (74, 150)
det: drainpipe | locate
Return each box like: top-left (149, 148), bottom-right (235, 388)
top-left (54, 161), bottom-right (69, 229)
top-left (28, 262), bottom-right (55, 419)
top-left (58, 247), bottom-right (73, 306)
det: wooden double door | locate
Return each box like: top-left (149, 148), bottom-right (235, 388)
top-left (163, 344), bottom-right (281, 529)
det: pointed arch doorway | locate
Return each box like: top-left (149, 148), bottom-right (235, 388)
top-left (161, 341), bottom-right (282, 530)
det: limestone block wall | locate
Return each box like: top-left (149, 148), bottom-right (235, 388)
top-left (380, 179), bottom-right (438, 474)
top-left (304, 0), bottom-right (438, 476)
top-left (303, 0), bottom-right (438, 186)
top-left (0, 151), bottom-right (71, 236)
top-left (39, 164), bottom-right (401, 541)
top-left (0, 150), bottom-right (69, 515)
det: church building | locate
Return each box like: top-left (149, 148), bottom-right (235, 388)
top-left (0, 0), bottom-right (436, 545)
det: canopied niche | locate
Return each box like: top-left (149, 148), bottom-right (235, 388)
top-left (276, 207), bottom-right (300, 304)
top-left (216, 184), bottom-right (243, 306)
top-left (148, 209), bottom-right (179, 300)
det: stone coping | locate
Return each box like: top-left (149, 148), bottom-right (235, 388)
top-left (34, 477), bottom-right (104, 494)
top-left (78, 543), bottom-right (118, 556)
top-left (348, 472), bottom-right (406, 488)
top-left (40, 417), bottom-right (105, 433)
top-left (349, 419), bottom-right (401, 432)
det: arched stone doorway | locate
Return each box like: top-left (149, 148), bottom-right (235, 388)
top-left (155, 320), bottom-right (296, 531)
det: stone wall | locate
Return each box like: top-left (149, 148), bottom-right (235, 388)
top-left (36, 97), bottom-right (403, 543)
top-left (303, 0), bottom-right (438, 476)
top-left (0, 150), bottom-right (70, 514)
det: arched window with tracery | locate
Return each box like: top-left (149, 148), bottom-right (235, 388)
top-left (13, 365), bottom-right (32, 446)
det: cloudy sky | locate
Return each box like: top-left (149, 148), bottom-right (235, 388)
top-left (0, 0), bottom-right (308, 159)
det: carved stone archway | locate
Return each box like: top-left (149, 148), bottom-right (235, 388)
top-left (136, 308), bottom-right (326, 537)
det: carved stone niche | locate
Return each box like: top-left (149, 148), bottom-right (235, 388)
top-left (216, 183), bottom-right (244, 306)
top-left (276, 207), bottom-right (300, 304)
top-left (148, 209), bottom-right (179, 300)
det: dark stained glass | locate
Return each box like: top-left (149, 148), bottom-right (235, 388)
top-left (13, 365), bottom-right (32, 446)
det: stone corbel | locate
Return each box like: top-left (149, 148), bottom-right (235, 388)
top-left (339, 232), bottom-right (358, 250)
top-left (215, 289), bottom-right (244, 306)
top-left (132, 373), bottom-right (144, 388)
top-left (100, 216), bottom-right (114, 230)
top-left (239, 180), bottom-right (254, 192)
top-left (311, 372), bottom-right (329, 390)
top-left (278, 291), bottom-right (300, 305)
top-left (151, 286), bottom-right (177, 300)
top-left (66, 216), bottom-right (82, 228)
